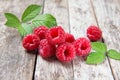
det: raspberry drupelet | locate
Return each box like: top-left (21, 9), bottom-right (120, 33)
top-left (74, 38), bottom-right (91, 56)
top-left (87, 25), bottom-right (102, 41)
top-left (65, 33), bottom-right (75, 43)
top-left (39, 39), bottom-right (56, 58)
top-left (34, 26), bottom-right (48, 40)
top-left (22, 34), bottom-right (40, 51)
top-left (45, 26), bottom-right (66, 45)
top-left (56, 42), bottom-right (75, 62)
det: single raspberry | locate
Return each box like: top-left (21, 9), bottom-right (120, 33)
top-left (65, 33), bottom-right (75, 43)
top-left (74, 38), bottom-right (91, 56)
top-left (33, 26), bottom-right (48, 40)
top-left (56, 43), bottom-right (75, 62)
top-left (39, 39), bottom-right (56, 58)
top-left (87, 25), bottom-right (102, 41)
top-left (45, 26), bottom-right (66, 45)
top-left (22, 34), bottom-right (40, 51)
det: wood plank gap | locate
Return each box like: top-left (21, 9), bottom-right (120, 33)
top-left (71, 61), bottom-right (75, 80)
top-left (90, 0), bottom-right (99, 27)
top-left (32, 50), bottom-right (38, 80)
top-left (32, 1), bottom-right (45, 80)
top-left (41, 0), bottom-right (45, 14)
top-left (67, 0), bottom-right (75, 79)
top-left (90, 0), bottom-right (105, 43)
top-left (67, 0), bottom-right (71, 33)
top-left (107, 58), bottom-right (116, 80)
top-left (90, 0), bottom-right (115, 80)
top-left (34, 0), bottom-right (74, 79)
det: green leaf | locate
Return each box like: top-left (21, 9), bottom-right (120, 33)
top-left (32, 14), bottom-right (57, 28)
top-left (107, 49), bottom-right (120, 60)
top-left (17, 26), bottom-right (27, 36)
top-left (33, 14), bottom-right (56, 21)
top-left (91, 42), bottom-right (107, 53)
top-left (4, 13), bottom-right (21, 28)
top-left (86, 52), bottom-right (106, 64)
top-left (21, 23), bottom-right (33, 34)
top-left (21, 4), bottom-right (42, 22)
top-left (17, 23), bottom-right (33, 36)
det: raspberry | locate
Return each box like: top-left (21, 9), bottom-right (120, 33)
top-left (87, 25), bottom-right (102, 41)
top-left (22, 34), bottom-right (40, 51)
top-left (65, 33), bottom-right (75, 43)
top-left (39, 39), bottom-right (56, 58)
top-left (74, 38), bottom-right (91, 56)
top-left (56, 43), bottom-right (75, 62)
top-left (45, 26), bottom-right (66, 45)
top-left (33, 26), bottom-right (48, 40)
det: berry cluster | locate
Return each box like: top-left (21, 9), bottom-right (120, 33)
top-left (22, 25), bottom-right (102, 62)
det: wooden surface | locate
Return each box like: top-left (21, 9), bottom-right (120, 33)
top-left (0, 0), bottom-right (43, 80)
top-left (92, 0), bottom-right (120, 79)
top-left (35, 0), bottom-right (74, 80)
top-left (0, 0), bottom-right (120, 80)
top-left (69, 0), bottom-right (114, 80)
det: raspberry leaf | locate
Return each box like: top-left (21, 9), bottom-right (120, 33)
top-left (107, 49), bottom-right (120, 60)
top-left (21, 23), bottom-right (33, 34)
top-left (17, 26), bottom-right (27, 36)
top-left (32, 14), bottom-right (57, 28)
top-left (4, 4), bottom-right (57, 37)
top-left (5, 13), bottom-right (21, 28)
top-left (91, 42), bottom-right (107, 54)
top-left (86, 52), bottom-right (106, 64)
top-left (17, 23), bottom-right (33, 36)
top-left (21, 4), bottom-right (42, 22)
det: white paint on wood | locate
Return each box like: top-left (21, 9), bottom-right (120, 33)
top-left (92, 0), bottom-right (120, 79)
top-left (0, 0), bottom-right (43, 80)
top-left (1, 0), bottom-right (119, 79)
top-left (35, 0), bottom-right (74, 80)
top-left (69, 0), bottom-right (114, 80)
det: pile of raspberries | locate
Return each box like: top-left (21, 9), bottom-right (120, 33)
top-left (22, 25), bottom-right (102, 62)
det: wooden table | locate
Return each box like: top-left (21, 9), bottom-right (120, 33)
top-left (0, 0), bottom-right (120, 80)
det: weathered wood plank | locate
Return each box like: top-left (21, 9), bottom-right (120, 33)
top-left (35, 0), bottom-right (74, 80)
top-left (68, 0), bottom-right (114, 80)
top-left (0, 0), bottom-right (43, 80)
top-left (92, 0), bottom-right (120, 79)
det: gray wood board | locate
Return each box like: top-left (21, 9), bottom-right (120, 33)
top-left (0, 0), bottom-right (43, 80)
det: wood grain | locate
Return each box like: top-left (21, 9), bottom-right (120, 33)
top-left (1, 0), bottom-right (119, 80)
top-left (92, 0), bottom-right (120, 79)
top-left (34, 0), bottom-right (74, 80)
top-left (0, 0), bottom-right (43, 80)
top-left (68, 0), bottom-right (114, 80)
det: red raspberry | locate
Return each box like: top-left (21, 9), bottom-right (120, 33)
top-left (22, 34), bottom-right (40, 51)
top-left (65, 33), bottom-right (75, 43)
top-left (45, 26), bottom-right (66, 45)
top-left (74, 38), bottom-right (91, 56)
top-left (56, 43), bottom-right (75, 62)
top-left (33, 26), bottom-right (48, 40)
top-left (39, 39), bottom-right (56, 58)
top-left (87, 25), bottom-right (102, 41)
